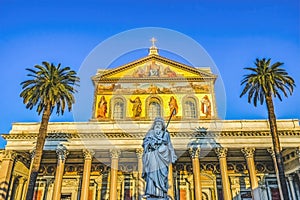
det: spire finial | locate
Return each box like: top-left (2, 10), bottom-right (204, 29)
top-left (148, 37), bottom-right (159, 55)
top-left (150, 37), bottom-right (157, 47)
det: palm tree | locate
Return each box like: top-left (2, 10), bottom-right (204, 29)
top-left (240, 58), bottom-right (295, 200)
top-left (20, 62), bottom-right (79, 200)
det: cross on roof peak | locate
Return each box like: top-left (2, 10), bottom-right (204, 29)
top-left (148, 37), bottom-right (159, 55)
top-left (150, 37), bottom-right (157, 47)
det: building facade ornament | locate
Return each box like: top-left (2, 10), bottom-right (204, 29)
top-left (56, 144), bottom-right (69, 161)
top-left (1, 150), bottom-right (17, 160)
top-left (15, 153), bottom-right (31, 168)
top-left (3, 129), bottom-right (300, 140)
top-left (110, 149), bottom-right (121, 159)
top-left (29, 149), bottom-right (36, 160)
top-left (296, 147), bottom-right (300, 158)
top-left (83, 149), bottom-right (95, 160)
top-left (215, 147), bottom-right (228, 159)
top-left (189, 146), bottom-right (201, 159)
top-left (241, 147), bottom-right (255, 158)
top-left (267, 147), bottom-right (275, 158)
top-left (135, 148), bottom-right (143, 159)
top-left (95, 175), bottom-right (103, 185)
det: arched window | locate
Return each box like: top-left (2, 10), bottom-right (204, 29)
top-left (147, 97), bottom-right (162, 120)
top-left (149, 102), bottom-right (161, 120)
top-left (184, 97), bottom-right (197, 119)
top-left (113, 98), bottom-right (125, 119)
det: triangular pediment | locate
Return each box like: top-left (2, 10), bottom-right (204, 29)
top-left (93, 54), bottom-right (216, 82)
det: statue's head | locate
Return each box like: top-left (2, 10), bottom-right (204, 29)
top-left (152, 117), bottom-right (165, 131)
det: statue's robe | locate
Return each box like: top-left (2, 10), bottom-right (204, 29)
top-left (142, 129), bottom-right (176, 198)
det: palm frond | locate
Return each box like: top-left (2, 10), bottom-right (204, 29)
top-left (240, 58), bottom-right (295, 106)
top-left (20, 62), bottom-right (80, 116)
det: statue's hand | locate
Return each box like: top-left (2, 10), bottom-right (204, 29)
top-left (161, 138), bottom-right (168, 144)
top-left (147, 144), bottom-right (155, 152)
top-left (157, 138), bottom-right (162, 144)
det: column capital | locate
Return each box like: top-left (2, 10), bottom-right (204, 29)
top-left (0, 150), bottom-right (17, 161)
top-left (18, 176), bottom-right (26, 183)
top-left (267, 147), bottom-right (275, 158)
top-left (83, 149), bottom-right (95, 160)
top-left (29, 142), bottom-right (36, 159)
top-left (56, 144), bottom-right (69, 161)
top-left (95, 175), bottom-right (102, 185)
top-left (241, 147), bottom-right (255, 158)
top-left (296, 147), bottom-right (300, 158)
top-left (287, 175), bottom-right (294, 181)
top-left (215, 147), bottom-right (228, 159)
top-left (189, 146), bottom-right (200, 159)
top-left (110, 149), bottom-right (121, 159)
top-left (135, 148), bottom-right (143, 159)
top-left (29, 149), bottom-right (36, 160)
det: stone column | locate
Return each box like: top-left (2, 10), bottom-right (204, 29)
top-left (21, 178), bottom-right (28, 200)
top-left (80, 149), bottom-right (95, 200)
top-left (95, 175), bottom-right (103, 200)
top-left (296, 170), bottom-right (300, 199)
top-left (287, 175), bottom-right (297, 200)
top-left (14, 177), bottom-right (26, 200)
top-left (267, 147), bottom-right (284, 200)
top-left (23, 148), bottom-right (35, 199)
top-left (52, 145), bottom-right (68, 200)
top-left (241, 147), bottom-right (260, 200)
top-left (135, 148), bottom-right (144, 200)
top-left (295, 147), bottom-right (300, 196)
top-left (168, 164), bottom-right (175, 199)
top-left (189, 146), bottom-right (202, 200)
top-left (297, 147), bottom-right (300, 163)
top-left (215, 147), bottom-right (232, 200)
top-left (0, 150), bottom-right (16, 199)
top-left (109, 149), bottom-right (121, 200)
top-left (42, 178), bottom-right (53, 200)
top-left (7, 174), bottom-right (17, 199)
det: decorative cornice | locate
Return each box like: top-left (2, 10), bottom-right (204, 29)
top-left (3, 130), bottom-right (300, 140)
top-left (95, 77), bottom-right (213, 83)
top-left (93, 54), bottom-right (216, 81)
top-left (2, 132), bottom-right (73, 140)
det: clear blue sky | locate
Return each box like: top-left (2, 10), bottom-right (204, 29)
top-left (0, 0), bottom-right (299, 148)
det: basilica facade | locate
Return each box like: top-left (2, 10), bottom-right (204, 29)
top-left (1, 44), bottom-right (300, 200)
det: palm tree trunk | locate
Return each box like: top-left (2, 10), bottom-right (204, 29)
top-left (26, 105), bottom-right (51, 200)
top-left (265, 96), bottom-right (289, 200)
